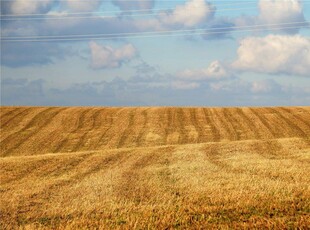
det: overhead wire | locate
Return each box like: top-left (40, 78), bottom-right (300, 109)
top-left (0, 1), bottom-right (257, 17)
top-left (1, 22), bottom-right (309, 42)
top-left (1, 2), bottom-right (309, 20)
top-left (0, 7), bottom-right (265, 20)
top-left (1, 0), bottom-right (309, 42)
top-left (0, 0), bottom-right (309, 1)
top-left (2, 21), bottom-right (308, 39)
top-left (1, 0), bottom-right (309, 18)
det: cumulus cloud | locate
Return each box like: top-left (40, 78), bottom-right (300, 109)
top-left (232, 35), bottom-right (310, 76)
top-left (234, 0), bottom-right (307, 34)
top-left (177, 61), bottom-right (232, 81)
top-left (258, 0), bottom-right (305, 32)
top-left (89, 42), bottom-right (137, 69)
top-left (159, 0), bottom-right (215, 28)
top-left (259, 0), bottom-right (303, 22)
top-left (9, 0), bottom-right (54, 14)
top-left (2, 0), bottom-right (216, 40)
top-left (133, 0), bottom-right (216, 30)
top-left (112, 0), bottom-right (154, 11)
top-left (223, 0), bottom-right (307, 37)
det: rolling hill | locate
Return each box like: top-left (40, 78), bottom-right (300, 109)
top-left (1, 106), bottom-right (309, 229)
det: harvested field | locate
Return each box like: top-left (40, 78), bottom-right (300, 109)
top-left (0, 106), bottom-right (310, 229)
top-left (1, 106), bottom-right (310, 156)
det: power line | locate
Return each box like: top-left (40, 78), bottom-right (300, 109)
top-left (2, 2), bottom-right (309, 21)
top-left (0, 0), bottom-right (308, 1)
top-left (2, 23), bottom-right (308, 42)
top-left (3, 21), bottom-right (307, 39)
top-left (2, 0), bottom-right (309, 18)
top-left (1, 2), bottom-right (257, 17)
top-left (0, 7), bottom-right (263, 21)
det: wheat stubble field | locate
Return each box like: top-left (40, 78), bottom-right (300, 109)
top-left (0, 106), bottom-right (310, 229)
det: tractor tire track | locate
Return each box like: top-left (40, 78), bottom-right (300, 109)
top-left (177, 108), bottom-right (188, 144)
top-left (0, 108), bottom-right (34, 143)
top-left (212, 108), bottom-right (236, 141)
top-left (71, 109), bottom-right (103, 152)
top-left (96, 108), bottom-right (122, 148)
top-left (117, 108), bottom-right (137, 148)
top-left (189, 108), bottom-right (204, 143)
top-left (52, 109), bottom-right (91, 153)
top-left (0, 108), bottom-right (34, 133)
top-left (1, 106), bottom-right (309, 156)
top-left (219, 108), bottom-right (239, 141)
top-left (0, 107), bottom-right (23, 127)
top-left (27, 151), bottom-right (127, 207)
top-left (235, 108), bottom-right (260, 139)
top-left (164, 107), bottom-right (173, 145)
top-left (203, 141), bottom-right (297, 182)
top-left (268, 108), bottom-right (308, 138)
top-left (1, 108), bottom-right (65, 156)
top-left (249, 108), bottom-right (279, 138)
top-left (202, 108), bottom-right (221, 142)
top-left (136, 108), bottom-right (150, 146)
top-left (279, 107), bottom-right (310, 131)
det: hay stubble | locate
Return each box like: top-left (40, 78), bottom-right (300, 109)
top-left (0, 106), bottom-right (309, 229)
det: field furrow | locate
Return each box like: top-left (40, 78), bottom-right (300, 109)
top-left (1, 108), bottom-right (66, 156)
top-left (0, 107), bottom-right (24, 127)
top-left (268, 107), bottom-right (308, 138)
top-left (117, 108), bottom-right (137, 148)
top-left (136, 108), bottom-right (149, 146)
top-left (202, 108), bottom-right (221, 142)
top-left (249, 107), bottom-right (279, 138)
top-left (1, 106), bottom-right (309, 156)
top-left (189, 108), bottom-right (204, 143)
top-left (0, 108), bottom-right (40, 141)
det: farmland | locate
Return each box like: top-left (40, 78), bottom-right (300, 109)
top-left (1, 106), bottom-right (310, 229)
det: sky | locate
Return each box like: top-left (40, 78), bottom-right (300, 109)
top-left (1, 0), bottom-right (310, 106)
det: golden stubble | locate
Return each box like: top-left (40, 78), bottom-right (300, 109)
top-left (0, 106), bottom-right (309, 229)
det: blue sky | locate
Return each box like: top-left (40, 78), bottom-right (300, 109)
top-left (1, 0), bottom-right (310, 106)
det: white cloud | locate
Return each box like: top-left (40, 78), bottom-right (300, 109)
top-left (232, 0), bottom-right (306, 35)
top-left (259, 0), bottom-right (304, 24)
top-left (232, 35), bottom-right (310, 76)
top-left (178, 61), bottom-right (232, 81)
top-left (134, 0), bottom-right (215, 30)
top-left (10, 0), bottom-right (53, 14)
top-left (258, 0), bottom-right (306, 33)
top-left (159, 0), bottom-right (215, 28)
top-left (89, 42), bottom-right (137, 69)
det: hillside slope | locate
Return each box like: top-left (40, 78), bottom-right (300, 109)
top-left (1, 106), bottom-right (309, 156)
top-left (0, 106), bottom-right (309, 229)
